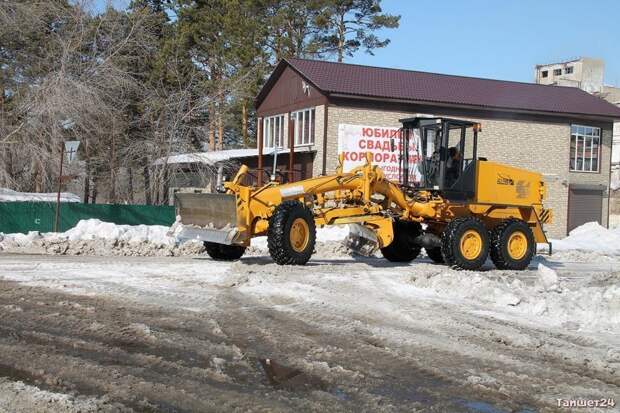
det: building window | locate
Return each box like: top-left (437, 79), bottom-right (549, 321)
top-left (541, 70), bottom-right (548, 78)
top-left (570, 125), bottom-right (601, 172)
top-left (565, 66), bottom-right (573, 74)
top-left (553, 68), bottom-right (562, 76)
top-left (291, 108), bottom-right (315, 146)
top-left (263, 114), bottom-right (285, 149)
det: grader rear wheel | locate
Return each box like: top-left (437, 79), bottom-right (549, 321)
top-left (268, 201), bottom-right (316, 265)
top-left (490, 219), bottom-right (535, 270)
top-left (441, 217), bottom-right (489, 270)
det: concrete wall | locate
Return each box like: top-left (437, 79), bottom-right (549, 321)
top-left (320, 104), bottom-right (612, 238)
top-left (535, 58), bottom-right (605, 93)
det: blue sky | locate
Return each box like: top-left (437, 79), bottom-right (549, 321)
top-left (94, 0), bottom-right (620, 85)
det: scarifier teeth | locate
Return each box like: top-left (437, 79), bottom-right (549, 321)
top-left (344, 224), bottom-right (379, 257)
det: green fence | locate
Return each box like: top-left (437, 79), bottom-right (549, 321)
top-left (0, 202), bottom-right (176, 234)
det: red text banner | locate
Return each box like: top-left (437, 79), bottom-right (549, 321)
top-left (337, 124), bottom-right (422, 183)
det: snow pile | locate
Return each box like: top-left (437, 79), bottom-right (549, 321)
top-left (63, 219), bottom-right (174, 245)
top-left (0, 188), bottom-right (80, 202)
top-left (552, 222), bottom-right (620, 254)
top-left (410, 271), bottom-right (522, 307)
top-left (0, 220), bottom-right (352, 257)
top-left (1, 231), bottom-right (44, 247)
top-left (409, 268), bottom-right (620, 332)
top-left (0, 219), bottom-right (203, 257)
top-left (537, 264), bottom-right (560, 292)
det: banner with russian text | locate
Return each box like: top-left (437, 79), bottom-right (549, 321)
top-left (337, 124), bottom-right (422, 183)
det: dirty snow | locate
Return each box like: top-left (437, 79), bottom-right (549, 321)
top-left (0, 251), bottom-right (618, 411)
top-left (0, 378), bottom-right (119, 413)
top-left (0, 219), bottom-right (619, 410)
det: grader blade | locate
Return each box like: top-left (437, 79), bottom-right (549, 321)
top-left (174, 193), bottom-right (240, 245)
top-left (344, 223), bottom-right (379, 256)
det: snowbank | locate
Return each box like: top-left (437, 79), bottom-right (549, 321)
top-left (409, 267), bottom-right (620, 332)
top-left (0, 188), bottom-right (80, 203)
top-left (551, 222), bottom-right (620, 255)
top-left (62, 219), bottom-right (174, 245)
top-left (0, 220), bottom-right (352, 257)
top-left (0, 219), bottom-right (202, 256)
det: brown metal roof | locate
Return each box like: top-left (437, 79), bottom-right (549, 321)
top-left (260, 58), bottom-right (620, 119)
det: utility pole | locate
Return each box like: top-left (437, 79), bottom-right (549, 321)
top-left (54, 140), bottom-right (80, 232)
top-left (54, 144), bottom-right (65, 232)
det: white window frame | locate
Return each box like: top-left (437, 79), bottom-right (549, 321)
top-left (262, 114), bottom-right (286, 150)
top-left (291, 107), bottom-right (315, 146)
top-left (570, 125), bottom-right (601, 173)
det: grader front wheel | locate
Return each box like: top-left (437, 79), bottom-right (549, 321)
top-left (268, 201), bottom-right (317, 265)
top-left (441, 217), bottom-right (489, 270)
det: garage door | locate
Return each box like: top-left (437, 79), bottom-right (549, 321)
top-left (567, 186), bottom-right (603, 233)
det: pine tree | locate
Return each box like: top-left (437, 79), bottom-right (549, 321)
top-left (315, 0), bottom-right (400, 62)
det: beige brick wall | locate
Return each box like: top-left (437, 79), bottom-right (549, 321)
top-left (311, 105), bottom-right (325, 176)
top-left (318, 105), bottom-right (612, 238)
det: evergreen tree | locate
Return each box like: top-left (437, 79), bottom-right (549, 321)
top-left (315, 0), bottom-right (400, 62)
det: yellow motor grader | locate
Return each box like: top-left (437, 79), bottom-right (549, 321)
top-left (175, 117), bottom-right (552, 270)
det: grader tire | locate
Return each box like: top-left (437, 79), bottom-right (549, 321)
top-left (380, 220), bottom-right (422, 262)
top-left (268, 200), bottom-right (316, 265)
top-left (425, 247), bottom-right (444, 263)
top-left (204, 242), bottom-right (246, 261)
top-left (490, 219), bottom-right (535, 270)
top-left (441, 217), bottom-right (489, 270)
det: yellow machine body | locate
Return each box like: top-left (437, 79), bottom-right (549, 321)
top-left (175, 117), bottom-right (553, 269)
top-left (475, 161), bottom-right (546, 207)
top-left (176, 156), bottom-right (552, 248)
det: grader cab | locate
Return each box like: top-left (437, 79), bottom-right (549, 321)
top-left (175, 117), bottom-right (552, 271)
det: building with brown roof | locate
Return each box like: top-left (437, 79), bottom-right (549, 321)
top-left (255, 58), bottom-right (620, 237)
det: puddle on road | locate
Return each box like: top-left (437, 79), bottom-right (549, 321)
top-left (458, 399), bottom-right (538, 413)
top-left (370, 381), bottom-right (435, 404)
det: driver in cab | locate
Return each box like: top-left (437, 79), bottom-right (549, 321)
top-left (446, 147), bottom-right (461, 187)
